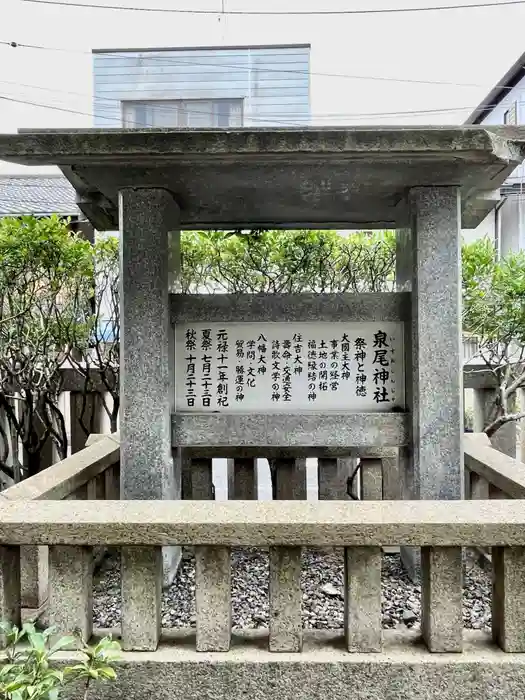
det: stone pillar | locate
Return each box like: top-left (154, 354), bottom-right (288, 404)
top-left (397, 188), bottom-right (463, 578)
top-left (119, 188), bottom-right (181, 584)
top-left (473, 388), bottom-right (517, 458)
top-left (399, 188), bottom-right (463, 500)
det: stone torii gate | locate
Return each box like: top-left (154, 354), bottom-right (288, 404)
top-left (1, 126), bottom-right (524, 579)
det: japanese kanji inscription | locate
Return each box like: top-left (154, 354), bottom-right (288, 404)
top-left (175, 322), bottom-right (404, 412)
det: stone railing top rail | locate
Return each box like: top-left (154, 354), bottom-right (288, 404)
top-left (0, 499), bottom-right (524, 546)
top-left (0, 433), bottom-right (120, 502)
top-left (464, 432), bottom-right (525, 499)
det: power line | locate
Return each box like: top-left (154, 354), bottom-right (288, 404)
top-left (2, 90), bottom-right (519, 124)
top-left (1, 39), bottom-right (523, 94)
top-left (20, 0), bottom-right (525, 15)
top-left (0, 93), bottom-right (293, 126)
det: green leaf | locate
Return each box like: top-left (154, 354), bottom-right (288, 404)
top-left (48, 636), bottom-right (76, 655)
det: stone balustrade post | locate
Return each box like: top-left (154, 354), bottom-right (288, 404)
top-left (227, 458), bottom-right (258, 500)
top-left (269, 546), bottom-right (302, 652)
top-left (273, 458), bottom-right (306, 500)
top-left (0, 546), bottom-right (20, 649)
top-left (318, 457), bottom-right (349, 500)
top-left (48, 545), bottom-right (93, 647)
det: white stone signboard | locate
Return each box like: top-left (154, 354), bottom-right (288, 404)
top-left (175, 322), bottom-right (404, 413)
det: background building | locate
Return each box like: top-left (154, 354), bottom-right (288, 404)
top-left (465, 50), bottom-right (525, 255)
top-left (92, 44), bottom-right (311, 129)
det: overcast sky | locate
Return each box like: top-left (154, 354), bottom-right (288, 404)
top-left (1, 0), bottom-right (525, 173)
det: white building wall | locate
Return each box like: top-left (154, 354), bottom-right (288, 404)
top-left (468, 77), bottom-right (525, 253)
top-left (92, 45), bottom-right (310, 129)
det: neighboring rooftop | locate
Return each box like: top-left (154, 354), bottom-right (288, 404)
top-left (465, 50), bottom-right (525, 125)
top-left (0, 126), bottom-right (524, 230)
top-left (92, 42), bottom-right (311, 54)
top-left (0, 174), bottom-right (80, 217)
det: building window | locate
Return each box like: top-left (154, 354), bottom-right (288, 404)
top-left (503, 101), bottom-right (518, 125)
top-left (122, 99), bottom-right (243, 128)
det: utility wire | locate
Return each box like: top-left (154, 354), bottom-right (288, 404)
top-left (19, 0), bottom-right (525, 15)
top-left (1, 39), bottom-right (523, 94)
top-left (2, 90), bottom-right (521, 124)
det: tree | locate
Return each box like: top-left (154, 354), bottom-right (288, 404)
top-left (180, 229), bottom-right (396, 293)
top-left (462, 238), bottom-right (525, 437)
top-left (0, 216), bottom-right (93, 483)
top-left (66, 235), bottom-right (120, 435)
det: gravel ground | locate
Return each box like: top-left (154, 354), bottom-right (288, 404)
top-left (93, 549), bottom-right (492, 631)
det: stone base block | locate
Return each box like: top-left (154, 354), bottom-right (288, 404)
top-left (65, 630), bottom-right (525, 700)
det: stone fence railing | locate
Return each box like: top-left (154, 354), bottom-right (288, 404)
top-left (0, 433), bottom-right (120, 611)
top-left (1, 499), bottom-right (524, 655)
top-left (464, 432), bottom-right (525, 501)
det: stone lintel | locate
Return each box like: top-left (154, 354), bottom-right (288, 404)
top-left (172, 412), bottom-right (408, 448)
top-left (170, 292), bottom-right (410, 324)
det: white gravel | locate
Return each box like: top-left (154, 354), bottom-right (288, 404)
top-left (93, 549), bottom-right (492, 631)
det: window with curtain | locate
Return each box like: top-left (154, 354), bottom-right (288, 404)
top-left (122, 99), bottom-right (243, 128)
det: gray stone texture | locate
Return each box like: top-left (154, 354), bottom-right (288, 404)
top-left (170, 292), bottom-right (410, 324)
top-left (5, 499), bottom-right (525, 547)
top-left (104, 463), bottom-right (120, 500)
top-left (340, 458), bottom-right (359, 499)
top-left (269, 546), bottom-right (302, 652)
top-left (273, 459), bottom-right (307, 500)
top-left (195, 546), bottom-right (231, 652)
top-left (121, 546), bottom-right (162, 651)
top-left (48, 545), bottom-right (92, 647)
top-left (318, 458), bottom-right (349, 500)
top-left (87, 473), bottom-right (105, 500)
top-left (119, 188), bottom-right (181, 584)
top-left (3, 127), bottom-right (525, 230)
top-left (1, 433), bottom-right (120, 502)
top-left (464, 432), bottom-right (525, 498)
top-left (380, 449), bottom-right (402, 500)
top-left (60, 630), bottom-right (525, 700)
top-left (360, 459), bottom-right (383, 501)
top-left (191, 458), bottom-right (214, 500)
top-left (227, 458), bottom-right (258, 500)
top-left (470, 471), bottom-right (490, 500)
top-left (180, 450), bottom-right (193, 500)
top-left (492, 546), bottom-right (525, 652)
top-left (421, 546), bottom-right (463, 653)
top-left (397, 188), bottom-right (463, 581)
top-left (405, 187), bottom-right (463, 502)
top-left (172, 413), bottom-right (408, 449)
top-left (344, 546), bottom-right (382, 652)
top-left (0, 545), bottom-right (20, 648)
top-left (19, 545), bottom-right (46, 609)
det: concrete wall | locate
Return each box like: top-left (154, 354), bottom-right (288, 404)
top-left (93, 45), bottom-right (310, 129)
